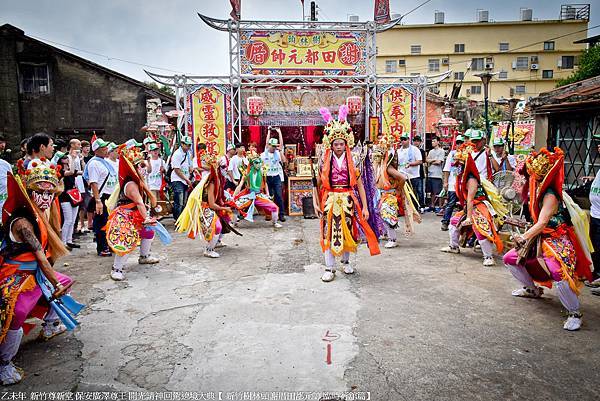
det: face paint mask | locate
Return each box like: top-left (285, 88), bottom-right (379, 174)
top-left (32, 190), bottom-right (53, 210)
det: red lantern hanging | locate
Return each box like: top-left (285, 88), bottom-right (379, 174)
top-left (346, 96), bottom-right (363, 116)
top-left (247, 96), bottom-right (265, 117)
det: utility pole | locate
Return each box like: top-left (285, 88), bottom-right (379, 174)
top-left (310, 1), bottom-right (317, 21)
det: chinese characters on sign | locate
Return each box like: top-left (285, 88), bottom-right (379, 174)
top-left (381, 87), bottom-right (412, 138)
top-left (241, 31), bottom-right (366, 75)
top-left (192, 87), bottom-right (229, 157)
top-left (492, 120), bottom-right (536, 155)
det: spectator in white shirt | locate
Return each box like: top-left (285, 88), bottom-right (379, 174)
top-left (262, 128), bottom-right (287, 222)
top-left (170, 136), bottom-right (193, 220)
top-left (490, 137), bottom-right (516, 173)
top-left (146, 143), bottom-right (166, 198)
top-left (397, 133), bottom-right (423, 210)
top-left (426, 136), bottom-right (445, 211)
top-left (220, 144), bottom-right (236, 191)
top-left (228, 144), bottom-right (248, 190)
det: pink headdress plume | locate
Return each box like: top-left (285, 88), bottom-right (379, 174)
top-left (319, 107), bottom-right (333, 124)
top-left (338, 104), bottom-right (349, 122)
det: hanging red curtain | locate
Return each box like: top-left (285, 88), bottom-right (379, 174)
top-left (249, 125), bottom-right (261, 149)
top-left (305, 125), bottom-right (316, 156)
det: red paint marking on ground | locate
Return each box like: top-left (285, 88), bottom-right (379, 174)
top-left (326, 343), bottom-right (332, 365)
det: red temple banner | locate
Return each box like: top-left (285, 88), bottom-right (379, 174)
top-left (374, 0), bottom-right (391, 24)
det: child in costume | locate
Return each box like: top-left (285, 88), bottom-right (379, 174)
top-left (105, 147), bottom-right (171, 281)
top-left (229, 150), bottom-right (282, 228)
top-left (440, 142), bottom-right (508, 267)
top-left (372, 132), bottom-right (421, 249)
top-left (503, 148), bottom-right (593, 331)
top-left (314, 105), bottom-right (380, 282)
top-left (0, 163), bottom-right (84, 385)
top-left (176, 150), bottom-right (239, 258)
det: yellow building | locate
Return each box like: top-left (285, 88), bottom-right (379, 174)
top-left (376, 5), bottom-right (590, 101)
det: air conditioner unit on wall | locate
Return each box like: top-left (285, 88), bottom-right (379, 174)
top-left (485, 63), bottom-right (494, 70)
top-left (442, 58), bottom-right (449, 65)
top-left (530, 63), bottom-right (539, 70)
top-left (512, 61), bottom-right (517, 69)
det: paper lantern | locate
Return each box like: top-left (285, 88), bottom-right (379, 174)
top-left (346, 96), bottom-right (363, 115)
top-left (247, 96), bottom-right (265, 117)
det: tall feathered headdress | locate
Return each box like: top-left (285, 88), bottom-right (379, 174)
top-left (320, 105), bottom-right (355, 149)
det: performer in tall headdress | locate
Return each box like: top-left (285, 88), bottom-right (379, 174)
top-left (0, 162), bottom-right (84, 385)
top-left (314, 105), bottom-right (380, 282)
top-left (440, 142), bottom-right (508, 267)
top-left (176, 149), bottom-right (240, 258)
top-left (372, 131), bottom-right (421, 249)
top-left (228, 150), bottom-right (282, 228)
top-left (503, 147), bottom-right (593, 331)
top-left (105, 146), bottom-right (171, 281)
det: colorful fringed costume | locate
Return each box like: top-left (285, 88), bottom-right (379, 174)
top-left (227, 151), bottom-right (279, 223)
top-left (444, 143), bottom-right (507, 265)
top-left (105, 147), bottom-right (171, 280)
top-left (0, 165), bottom-right (84, 384)
top-left (503, 148), bottom-right (592, 331)
top-left (176, 150), bottom-right (239, 257)
top-left (316, 105), bottom-right (380, 282)
top-left (372, 133), bottom-right (421, 245)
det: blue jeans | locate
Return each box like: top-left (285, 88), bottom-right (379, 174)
top-left (410, 177), bottom-right (424, 209)
top-left (590, 216), bottom-right (600, 280)
top-left (92, 195), bottom-right (109, 254)
top-left (442, 191), bottom-right (459, 224)
top-left (266, 175), bottom-right (285, 220)
top-left (171, 181), bottom-right (189, 221)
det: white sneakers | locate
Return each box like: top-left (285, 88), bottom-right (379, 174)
top-left (384, 240), bottom-right (398, 249)
top-left (110, 268), bottom-right (124, 281)
top-left (563, 312), bottom-right (583, 331)
top-left (342, 262), bottom-right (354, 274)
top-left (203, 249), bottom-right (220, 258)
top-left (440, 245), bottom-right (460, 254)
top-left (138, 255), bottom-right (160, 264)
top-left (215, 241), bottom-right (227, 249)
top-left (483, 257), bottom-right (495, 267)
top-left (39, 320), bottom-right (67, 341)
top-left (321, 270), bottom-right (335, 282)
top-left (0, 362), bottom-right (23, 385)
top-left (273, 222), bottom-right (283, 229)
top-left (512, 286), bottom-right (544, 298)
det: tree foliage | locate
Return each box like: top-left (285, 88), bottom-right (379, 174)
top-left (556, 46), bottom-right (600, 87)
top-left (144, 81), bottom-right (175, 97)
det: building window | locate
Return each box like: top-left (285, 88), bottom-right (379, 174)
top-left (428, 59), bottom-right (440, 72)
top-left (385, 60), bottom-right (397, 73)
top-left (499, 42), bottom-right (509, 51)
top-left (454, 72), bottom-right (465, 80)
top-left (411, 45), bottom-right (421, 54)
top-left (410, 73), bottom-right (420, 76)
top-left (516, 56), bottom-right (529, 70)
top-left (498, 70), bottom-right (508, 79)
top-left (544, 41), bottom-right (555, 51)
top-left (398, 59), bottom-right (406, 67)
top-left (515, 85), bottom-right (526, 94)
top-left (471, 58), bottom-right (484, 71)
top-left (561, 56), bottom-right (575, 69)
top-left (454, 43), bottom-right (465, 53)
top-left (470, 85), bottom-right (482, 95)
top-left (19, 63), bottom-right (50, 94)
top-left (542, 70), bottom-right (554, 79)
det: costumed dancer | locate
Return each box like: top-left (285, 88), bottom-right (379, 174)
top-left (176, 149), bottom-right (240, 258)
top-left (440, 142), bottom-right (508, 267)
top-left (372, 133), bottom-right (421, 249)
top-left (105, 147), bottom-right (171, 281)
top-left (228, 151), bottom-right (282, 229)
top-left (503, 148), bottom-right (593, 331)
top-left (314, 105), bottom-right (380, 282)
top-left (0, 164), bottom-right (84, 385)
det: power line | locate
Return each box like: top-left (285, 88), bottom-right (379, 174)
top-left (401, 0), bottom-right (433, 20)
top-left (28, 34), bottom-right (189, 75)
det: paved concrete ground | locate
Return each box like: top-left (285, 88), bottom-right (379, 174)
top-left (4, 214), bottom-right (600, 400)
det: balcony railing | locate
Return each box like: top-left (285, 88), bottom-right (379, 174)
top-left (560, 4), bottom-right (590, 21)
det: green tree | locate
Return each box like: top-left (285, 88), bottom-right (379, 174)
top-left (556, 46), bottom-right (600, 87)
top-left (144, 81), bottom-right (175, 97)
top-left (472, 107), bottom-right (504, 131)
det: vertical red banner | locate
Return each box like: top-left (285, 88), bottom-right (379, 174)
top-left (374, 0), bottom-right (391, 24)
top-left (230, 0), bottom-right (241, 21)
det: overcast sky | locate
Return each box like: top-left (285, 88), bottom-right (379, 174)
top-left (1, 0), bottom-right (599, 81)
